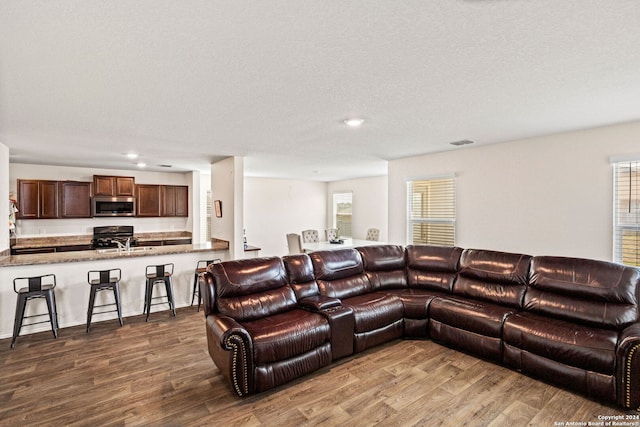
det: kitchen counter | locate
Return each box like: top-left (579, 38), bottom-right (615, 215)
top-left (0, 238), bottom-right (230, 340)
top-left (0, 239), bottom-right (229, 267)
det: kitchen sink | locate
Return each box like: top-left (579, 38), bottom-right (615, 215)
top-left (96, 246), bottom-right (155, 254)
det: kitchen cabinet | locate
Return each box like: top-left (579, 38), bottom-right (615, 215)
top-left (17, 179), bottom-right (60, 219)
top-left (60, 181), bottom-right (92, 218)
top-left (12, 247), bottom-right (56, 255)
top-left (56, 244), bottom-right (93, 252)
top-left (137, 184), bottom-right (161, 217)
top-left (93, 175), bottom-right (135, 197)
top-left (161, 185), bottom-right (188, 217)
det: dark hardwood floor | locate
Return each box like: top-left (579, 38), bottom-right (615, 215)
top-left (0, 308), bottom-right (631, 426)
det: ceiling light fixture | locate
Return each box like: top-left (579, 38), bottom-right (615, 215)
top-left (125, 153), bottom-right (139, 159)
top-left (344, 118), bottom-right (365, 127)
top-left (136, 162), bottom-right (146, 167)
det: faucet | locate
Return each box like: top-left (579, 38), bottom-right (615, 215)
top-left (125, 237), bottom-right (131, 252)
top-left (111, 240), bottom-right (126, 253)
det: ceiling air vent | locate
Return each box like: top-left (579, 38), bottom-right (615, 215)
top-left (449, 139), bottom-right (474, 146)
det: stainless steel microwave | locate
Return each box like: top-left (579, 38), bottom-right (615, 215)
top-left (91, 196), bottom-right (136, 217)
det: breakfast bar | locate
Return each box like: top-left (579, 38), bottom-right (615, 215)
top-left (0, 239), bottom-right (230, 341)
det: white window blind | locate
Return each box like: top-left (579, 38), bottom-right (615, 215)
top-left (407, 177), bottom-right (456, 246)
top-left (614, 161), bottom-right (640, 266)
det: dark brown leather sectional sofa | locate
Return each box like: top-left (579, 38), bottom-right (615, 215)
top-left (199, 244), bottom-right (640, 409)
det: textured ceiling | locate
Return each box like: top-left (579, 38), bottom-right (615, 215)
top-left (1, 1), bottom-right (640, 181)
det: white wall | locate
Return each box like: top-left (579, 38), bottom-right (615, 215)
top-left (389, 120), bottom-right (640, 261)
top-left (0, 143), bottom-right (9, 253)
top-left (211, 157), bottom-right (245, 259)
top-left (244, 177), bottom-right (327, 257)
top-left (327, 175), bottom-right (388, 242)
top-left (9, 163), bottom-right (192, 237)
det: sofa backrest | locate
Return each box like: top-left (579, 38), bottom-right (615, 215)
top-left (526, 256), bottom-right (640, 330)
top-left (405, 245), bottom-right (463, 293)
top-left (210, 257), bottom-right (296, 322)
top-left (357, 245), bottom-right (407, 291)
top-left (310, 248), bottom-right (371, 299)
top-left (454, 249), bottom-right (532, 308)
top-left (282, 254), bottom-right (319, 300)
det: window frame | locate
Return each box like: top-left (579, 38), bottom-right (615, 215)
top-left (613, 160), bottom-right (640, 266)
top-left (406, 174), bottom-right (456, 247)
top-left (332, 192), bottom-right (353, 238)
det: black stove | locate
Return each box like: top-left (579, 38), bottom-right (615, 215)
top-left (92, 225), bottom-right (138, 249)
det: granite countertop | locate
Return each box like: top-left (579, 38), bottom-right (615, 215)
top-left (11, 231), bottom-right (193, 249)
top-left (0, 239), bottom-right (230, 267)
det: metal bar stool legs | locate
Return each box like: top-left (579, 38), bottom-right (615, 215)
top-left (11, 274), bottom-right (59, 349)
top-left (87, 269), bottom-right (124, 332)
top-left (144, 263), bottom-right (176, 321)
top-left (191, 259), bottom-right (221, 312)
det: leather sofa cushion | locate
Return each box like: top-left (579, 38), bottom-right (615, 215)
top-left (212, 258), bottom-right (297, 321)
top-left (406, 245), bottom-right (463, 293)
top-left (503, 312), bottom-right (618, 375)
top-left (358, 245), bottom-right (406, 271)
top-left (317, 274), bottom-right (371, 300)
top-left (283, 254), bottom-right (320, 299)
top-left (429, 296), bottom-right (515, 338)
top-left (254, 344), bottom-right (332, 393)
top-left (359, 245), bottom-right (408, 291)
top-left (341, 292), bottom-right (404, 333)
top-left (243, 309), bottom-right (331, 365)
top-left (526, 256), bottom-right (640, 329)
top-left (217, 286), bottom-right (298, 322)
top-left (311, 248), bottom-right (365, 280)
top-left (212, 257), bottom-right (289, 297)
top-left (454, 249), bottom-right (532, 308)
top-left (385, 289), bottom-right (444, 318)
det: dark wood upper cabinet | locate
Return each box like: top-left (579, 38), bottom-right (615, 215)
top-left (137, 184), bottom-right (161, 217)
top-left (161, 185), bottom-right (188, 217)
top-left (93, 175), bottom-right (135, 196)
top-left (17, 179), bottom-right (60, 219)
top-left (161, 185), bottom-right (176, 217)
top-left (175, 185), bottom-right (188, 217)
top-left (17, 180), bottom-right (39, 219)
top-left (60, 181), bottom-right (92, 218)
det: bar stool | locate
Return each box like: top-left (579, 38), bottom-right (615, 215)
top-left (87, 268), bottom-right (124, 332)
top-left (144, 263), bottom-right (176, 321)
top-left (11, 274), bottom-right (59, 349)
top-left (191, 259), bottom-right (221, 311)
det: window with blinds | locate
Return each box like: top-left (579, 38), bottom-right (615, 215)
top-left (614, 161), bottom-right (640, 266)
top-left (407, 176), bottom-right (456, 246)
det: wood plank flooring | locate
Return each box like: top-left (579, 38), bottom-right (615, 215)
top-left (0, 308), bottom-right (632, 426)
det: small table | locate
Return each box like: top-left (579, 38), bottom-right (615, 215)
top-left (302, 238), bottom-right (382, 253)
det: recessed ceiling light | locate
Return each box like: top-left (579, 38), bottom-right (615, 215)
top-left (136, 162), bottom-right (146, 167)
top-left (125, 153), bottom-right (139, 159)
top-left (449, 139), bottom-right (474, 146)
top-left (344, 118), bottom-right (365, 127)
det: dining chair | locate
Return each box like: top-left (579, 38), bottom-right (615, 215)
top-left (286, 233), bottom-right (304, 254)
top-left (301, 230), bottom-right (320, 243)
top-left (366, 228), bottom-right (380, 241)
top-left (325, 228), bottom-right (339, 241)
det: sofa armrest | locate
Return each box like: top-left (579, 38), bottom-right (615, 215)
top-left (616, 323), bottom-right (640, 409)
top-left (319, 305), bottom-right (355, 360)
top-left (206, 314), bottom-right (254, 397)
top-left (298, 295), bottom-right (342, 311)
top-left (199, 272), bottom-right (216, 317)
